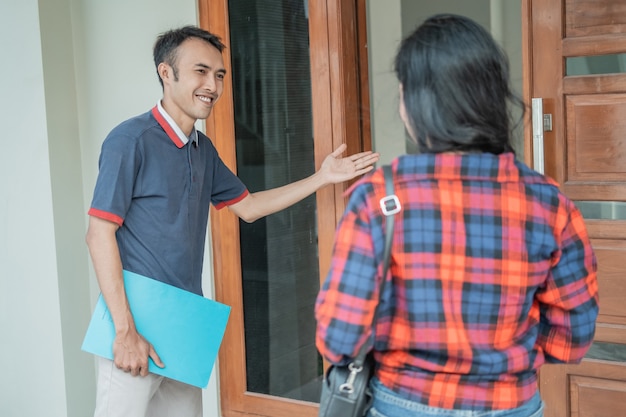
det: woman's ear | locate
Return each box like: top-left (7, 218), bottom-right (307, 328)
top-left (398, 84), bottom-right (417, 142)
top-left (398, 84), bottom-right (408, 125)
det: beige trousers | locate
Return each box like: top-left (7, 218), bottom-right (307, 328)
top-left (94, 357), bottom-right (202, 417)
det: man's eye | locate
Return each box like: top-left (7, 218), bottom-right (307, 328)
top-left (197, 69), bottom-right (206, 74)
top-left (216, 73), bottom-right (225, 80)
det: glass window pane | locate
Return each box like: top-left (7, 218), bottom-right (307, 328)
top-left (228, 0), bottom-right (321, 402)
top-left (567, 54), bottom-right (626, 76)
top-left (586, 342), bottom-right (626, 362)
top-left (574, 201), bottom-right (626, 220)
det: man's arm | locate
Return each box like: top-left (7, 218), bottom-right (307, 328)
top-left (228, 144), bottom-right (379, 223)
top-left (85, 216), bottom-right (164, 376)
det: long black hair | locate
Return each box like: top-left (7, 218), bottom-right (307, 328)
top-left (394, 14), bottom-right (524, 154)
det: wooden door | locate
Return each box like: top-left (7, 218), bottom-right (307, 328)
top-left (525, 1), bottom-right (626, 416)
top-left (198, 1), bottom-right (370, 416)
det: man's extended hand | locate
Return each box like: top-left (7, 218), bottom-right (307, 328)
top-left (320, 143), bottom-right (380, 183)
top-left (113, 328), bottom-right (165, 377)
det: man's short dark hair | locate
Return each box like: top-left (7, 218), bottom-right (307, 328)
top-left (153, 25), bottom-right (226, 88)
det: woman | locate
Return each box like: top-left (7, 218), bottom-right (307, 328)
top-left (315, 14), bottom-right (599, 417)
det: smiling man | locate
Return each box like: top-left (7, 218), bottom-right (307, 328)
top-left (85, 25), bottom-right (378, 417)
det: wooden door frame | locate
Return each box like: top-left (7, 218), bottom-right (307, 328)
top-left (198, 1), bottom-right (370, 416)
top-left (521, 0), bottom-right (532, 168)
top-left (520, 0), bottom-right (562, 181)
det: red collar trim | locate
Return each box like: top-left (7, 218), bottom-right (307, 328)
top-left (151, 106), bottom-right (185, 149)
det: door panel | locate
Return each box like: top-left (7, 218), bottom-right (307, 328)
top-left (528, 1), bottom-right (626, 416)
top-left (540, 361), bottom-right (626, 417)
top-left (590, 239), bottom-right (626, 325)
top-left (570, 374), bottom-right (626, 416)
top-left (566, 95), bottom-right (626, 180)
top-left (199, 0), bottom-right (370, 416)
top-left (565, 0), bottom-right (626, 37)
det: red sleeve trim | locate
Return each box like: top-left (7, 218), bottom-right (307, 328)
top-left (213, 190), bottom-right (250, 210)
top-left (88, 208), bottom-right (124, 226)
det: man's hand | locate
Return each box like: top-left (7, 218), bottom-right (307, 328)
top-left (228, 144), bottom-right (380, 223)
top-left (320, 144), bottom-right (380, 183)
top-left (113, 328), bottom-right (165, 377)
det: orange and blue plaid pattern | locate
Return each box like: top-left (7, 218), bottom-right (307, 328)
top-left (315, 152), bottom-right (599, 411)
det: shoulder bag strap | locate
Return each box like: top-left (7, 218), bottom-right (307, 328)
top-left (352, 164), bottom-right (400, 366)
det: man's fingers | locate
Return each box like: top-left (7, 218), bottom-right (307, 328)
top-left (113, 347), bottom-right (151, 377)
top-left (330, 143), bottom-right (347, 157)
top-left (150, 345), bottom-right (165, 368)
top-left (349, 151), bottom-right (373, 160)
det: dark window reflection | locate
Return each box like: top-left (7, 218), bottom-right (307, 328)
top-left (228, 0), bottom-right (322, 402)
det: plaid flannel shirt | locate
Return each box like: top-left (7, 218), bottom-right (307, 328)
top-left (315, 152), bottom-right (599, 411)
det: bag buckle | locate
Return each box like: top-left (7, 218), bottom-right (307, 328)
top-left (380, 195), bottom-right (401, 216)
top-left (338, 362), bottom-right (363, 394)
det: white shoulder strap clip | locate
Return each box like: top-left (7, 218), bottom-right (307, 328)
top-left (380, 165), bottom-right (401, 216)
top-left (380, 194), bottom-right (401, 216)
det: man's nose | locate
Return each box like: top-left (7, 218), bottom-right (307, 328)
top-left (205, 75), bottom-right (216, 92)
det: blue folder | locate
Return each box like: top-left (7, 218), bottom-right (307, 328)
top-left (81, 270), bottom-right (231, 388)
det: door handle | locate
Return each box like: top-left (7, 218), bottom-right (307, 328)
top-left (531, 98), bottom-right (544, 174)
top-left (531, 98), bottom-right (552, 175)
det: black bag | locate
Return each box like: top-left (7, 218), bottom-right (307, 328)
top-left (318, 354), bottom-right (375, 417)
top-left (318, 165), bottom-right (399, 417)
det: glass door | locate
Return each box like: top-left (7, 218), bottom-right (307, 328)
top-left (228, 0), bottom-right (322, 402)
top-left (200, 1), bottom-right (369, 415)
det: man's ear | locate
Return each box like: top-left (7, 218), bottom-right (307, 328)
top-left (157, 62), bottom-right (170, 85)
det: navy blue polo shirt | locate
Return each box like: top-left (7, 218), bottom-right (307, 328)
top-left (88, 103), bottom-right (248, 295)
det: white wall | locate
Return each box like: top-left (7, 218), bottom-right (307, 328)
top-left (1, 0), bottom-right (221, 416)
top-left (495, 0), bottom-right (525, 156)
top-left (366, 0), bottom-right (405, 166)
top-left (0, 0), bottom-right (70, 415)
top-left (39, 0), bottom-right (96, 414)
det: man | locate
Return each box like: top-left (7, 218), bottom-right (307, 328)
top-left (86, 25), bottom-right (378, 417)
